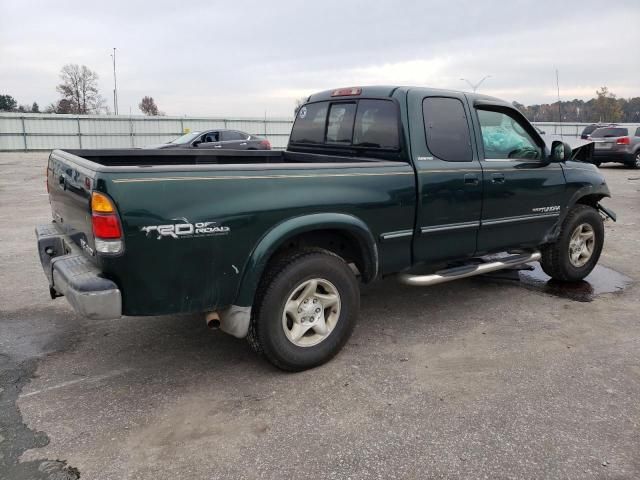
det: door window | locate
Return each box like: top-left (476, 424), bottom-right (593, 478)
top-left (476, 109), bottom-right (542, 160)
top-left (422, 97), bottom-right (473, 161)
top-left (202, 132), bottom-right (219, 143)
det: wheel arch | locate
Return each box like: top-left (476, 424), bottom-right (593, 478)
top-left (543, 185), bottom-right (610, 244)
top-left (567, 184), bottom-right (610, 211)
top-left (234, 213), bottom-right (378, 306)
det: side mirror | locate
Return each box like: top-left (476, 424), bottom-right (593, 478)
top-left (550, 140), bottom-right (572, 162)
top-left (192, 141), bottom-right (201, 147)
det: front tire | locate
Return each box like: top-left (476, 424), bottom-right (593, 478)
top-left (540, 205), bottom-right (604, 281)
top-left (248, 249), bottom-right (360, 371)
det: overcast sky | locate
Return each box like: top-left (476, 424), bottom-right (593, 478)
top-left (1, 0), bottom-right (639, 117)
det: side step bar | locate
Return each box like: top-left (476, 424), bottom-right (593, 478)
top-left (398, 251), bottom-right (541, 287)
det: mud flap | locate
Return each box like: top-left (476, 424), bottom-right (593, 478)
top-left (597, 203), bottom-right (617, 222)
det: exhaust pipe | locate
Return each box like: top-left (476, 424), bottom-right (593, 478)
top-left (205, 311), bottom-right (221, 329)
top-left (399, 251), bottom-right (541, 287)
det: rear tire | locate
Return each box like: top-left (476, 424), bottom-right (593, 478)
top-left (540, 205), bottom-right (604, 282)
top-left (632, 151), bottom-right (640, 169)
top-left (247, 249), bottom-right (360, 371)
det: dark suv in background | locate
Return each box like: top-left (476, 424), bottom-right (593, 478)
top-left (580, 123), bottom-right (620, 140)
top-left (591, 126), bottom-right (640, 168)
top-left (145, 129), bottom-right (271, 150)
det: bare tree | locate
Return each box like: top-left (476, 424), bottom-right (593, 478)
top-left (139, 96), bottom-right (160, 116)
top-left (56, 64), bottom-right (106, 114)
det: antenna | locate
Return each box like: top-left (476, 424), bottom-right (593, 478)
top-left (556, 69), bottom-right (562, 135)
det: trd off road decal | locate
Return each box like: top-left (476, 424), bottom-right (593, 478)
top-left (141, 218), bottom-right (230, 240)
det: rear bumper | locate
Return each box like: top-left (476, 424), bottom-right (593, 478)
top-left (36, 223), bottom-right (122, 320)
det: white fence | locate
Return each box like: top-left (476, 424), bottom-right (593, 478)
top-left (1, 112), bottom-right (635, 152)
top-left (0, 113), bottom-right (294, 151)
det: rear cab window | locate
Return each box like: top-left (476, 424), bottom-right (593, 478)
top-left (592, 127), bottom-right (628, 138)
top-left (289, 99), bottom-right (400, 157)
top-left (326, 103), bottom-right (356, 144)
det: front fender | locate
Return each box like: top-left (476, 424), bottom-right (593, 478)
top-left (234, 213), bottom-right (378, 307)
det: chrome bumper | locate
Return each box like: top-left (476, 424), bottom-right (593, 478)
top-left (36, 223), bottom-right (122, 320)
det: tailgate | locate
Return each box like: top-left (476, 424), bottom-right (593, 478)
top-left (47, 151), bottom-right (97, 259)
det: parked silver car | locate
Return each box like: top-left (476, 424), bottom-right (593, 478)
top-left (591, 125), bottom-right (640, 168)
top-left (144, 129), bottom-right (271, 150)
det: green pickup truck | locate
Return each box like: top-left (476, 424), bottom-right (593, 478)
top-left (37, 86), bottom-right (615, 371)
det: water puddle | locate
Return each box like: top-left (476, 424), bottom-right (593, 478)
top-left (481, 263), bottom-right (633, 302)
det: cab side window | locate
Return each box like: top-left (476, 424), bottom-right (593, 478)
top-left (422, 97), bottom-right (473, 161)
top-left (476, 109), bottom-right (542, 160)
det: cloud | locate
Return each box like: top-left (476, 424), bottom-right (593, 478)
top-left (1, 0), bottom-right (638, 116)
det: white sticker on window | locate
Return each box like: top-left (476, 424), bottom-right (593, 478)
top-left (299, 106), bottom-right (307, 119)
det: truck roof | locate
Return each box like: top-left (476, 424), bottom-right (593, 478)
top-left (306, 85), bottom-right (506, 106)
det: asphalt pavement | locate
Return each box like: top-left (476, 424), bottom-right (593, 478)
top-left (1, 152), bottom-right (639, 479)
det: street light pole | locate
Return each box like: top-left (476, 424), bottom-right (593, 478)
top-left (111, 47), bottom-right (118, 115)
top-left (460, 75), bottom-right (492, 92)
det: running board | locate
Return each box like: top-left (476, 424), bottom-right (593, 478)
top-left (398, 251), bottom-right (541, 287)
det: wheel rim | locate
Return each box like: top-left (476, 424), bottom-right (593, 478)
top-left (569, 223), bottom-right (595, 268)
top-left (281, 278), bottom-right (341, 347)
top-left (635, 152), bottom-right (640, 168)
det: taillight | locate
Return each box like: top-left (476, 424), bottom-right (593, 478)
top-left (616, 137), bottom-right (630, 145)
top-left (260, 139), bottom-right (271, 150)
top-left (92, 215), bottom-right (121, 239)
top-left (91, 192), bottom-right (123, 254)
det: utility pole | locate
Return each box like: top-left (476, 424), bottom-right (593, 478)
top-left (460, 75), bottom-right (492, 92)
top-left (111, 47), bottom-right (119, 115)
top-left (555, 69), bottom-right (561, 123)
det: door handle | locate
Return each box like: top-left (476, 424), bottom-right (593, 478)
top-left (240, 142), bottom-right (247, 146)
top-left (491, 173), bottom-right (505, 184)
top-left (464, 173), bottom-right (479, 186)
top-left (214, 145), bottom-right (222, 148)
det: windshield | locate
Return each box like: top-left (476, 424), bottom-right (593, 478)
top-left (591, 127), bottom-right (627, 138)
top-left (169, 132), bottom-right (201, 144)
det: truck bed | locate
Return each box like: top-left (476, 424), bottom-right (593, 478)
top-left (60, 149), bottom-right (391, 169)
